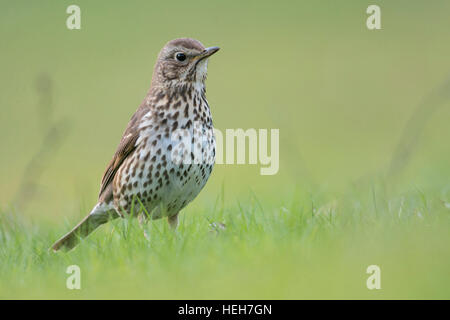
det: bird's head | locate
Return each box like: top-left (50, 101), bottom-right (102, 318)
top-left (151, 38), bottom-right (220, 88)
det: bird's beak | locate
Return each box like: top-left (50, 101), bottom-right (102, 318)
top-left (197, 46), bottom-right (220, 60)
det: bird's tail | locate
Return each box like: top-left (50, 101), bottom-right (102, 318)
top-left (51, 204), bottom-right (118, 252)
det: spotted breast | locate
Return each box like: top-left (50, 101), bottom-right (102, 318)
top-left (113, 84), bottom-right (216, 219)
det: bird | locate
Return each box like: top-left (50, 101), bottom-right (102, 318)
top-left (51, 38), bottom-right (219, 252)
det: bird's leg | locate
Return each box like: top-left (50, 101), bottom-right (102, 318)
top-left (167, 213), bottom-right (179, 230)
top-left (138, 211), bottom-right (151, 241)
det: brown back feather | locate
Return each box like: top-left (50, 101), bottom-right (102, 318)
top-left (98, 105), bottom-right (150, 201)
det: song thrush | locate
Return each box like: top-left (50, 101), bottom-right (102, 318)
top-left (51, 38), bottom-right (219, 251)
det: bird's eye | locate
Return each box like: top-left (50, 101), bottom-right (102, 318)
top-left (175, 52), bottom-right (187, 62)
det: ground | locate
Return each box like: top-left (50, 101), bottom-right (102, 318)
top-left (1, 181), bottom-right (449, 299)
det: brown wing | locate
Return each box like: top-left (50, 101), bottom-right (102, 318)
top-left (98, 132), bottom-right (139, 201)
top-left (98, 106), bottom-right (150, 202)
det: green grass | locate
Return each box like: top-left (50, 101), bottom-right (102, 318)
top-left (1, 182), bottom-right (449, 299)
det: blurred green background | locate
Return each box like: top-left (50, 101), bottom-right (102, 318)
top-left (0, 0), bottom-right (449, 299)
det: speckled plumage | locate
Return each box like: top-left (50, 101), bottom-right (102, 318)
top-left (112, 84), bottom-right (216, 219)
top-left (52, 38), bottom-right (219, 252)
